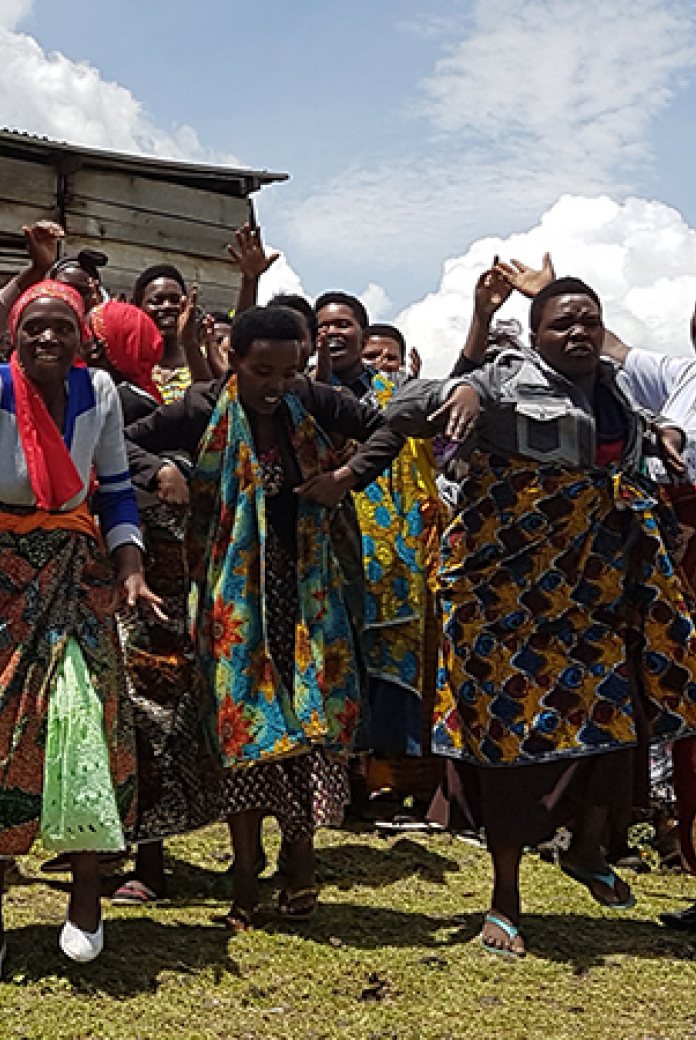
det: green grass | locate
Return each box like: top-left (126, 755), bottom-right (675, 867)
top-left (1, 823), bottom-right (696, 1039)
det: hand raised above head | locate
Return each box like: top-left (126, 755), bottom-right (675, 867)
top-left (22, 220), bottom-right (65, 273)
top-left (495, 252), bottom-right (556, 299)
top-left (227, 223), bottom-right (280, 281)
top-left (474, 261), bottom-right (513, 319)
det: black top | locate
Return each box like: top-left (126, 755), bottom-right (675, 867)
top-left (124, 374), bottom-right (404, 547)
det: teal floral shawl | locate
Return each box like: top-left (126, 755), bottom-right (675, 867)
top-left (188, 376), bottom-right (361, 769)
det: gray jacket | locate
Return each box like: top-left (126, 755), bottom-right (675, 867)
top-left (386, 348), bottom-right (679, 472)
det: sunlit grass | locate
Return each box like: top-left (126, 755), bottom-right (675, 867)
top-left (1, 823), bottom-right (695, 1039)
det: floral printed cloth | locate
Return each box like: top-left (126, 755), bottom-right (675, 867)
top-left (187, 376), bottom-right (361, 769)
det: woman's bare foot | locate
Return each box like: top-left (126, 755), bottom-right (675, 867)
top-left (481, 910), bottom-right (526, 957)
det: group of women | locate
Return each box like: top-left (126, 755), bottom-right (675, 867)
top-left (0, 220), bottom-right (695, 973)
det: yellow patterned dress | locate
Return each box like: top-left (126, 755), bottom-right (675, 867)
top-left (354, 373), bottom-right (443, 756)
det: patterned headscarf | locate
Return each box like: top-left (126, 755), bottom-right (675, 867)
top-left (90, 300), bottom-right (163, 402)
top-left (8, 279), bottom-right (91, 345)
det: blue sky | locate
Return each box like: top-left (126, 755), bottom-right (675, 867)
top-left (2, 0), bottom-right (696, 332)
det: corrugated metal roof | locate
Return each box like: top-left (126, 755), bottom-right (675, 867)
top-left (0, 128), bottom-right (288, 197)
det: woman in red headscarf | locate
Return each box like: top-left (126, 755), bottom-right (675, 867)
top-left (87, 301), bottom-right (220, 907)
top-left (0, 281), bottom-right (162, 971)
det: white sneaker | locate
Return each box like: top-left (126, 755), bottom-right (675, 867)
top-left (59, 919), bottom-right (103, 963)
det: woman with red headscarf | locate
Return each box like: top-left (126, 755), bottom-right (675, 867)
top-left (87, 300), bottom-right (219, 907)
top-left (0, 282), bottom-right (162, 971)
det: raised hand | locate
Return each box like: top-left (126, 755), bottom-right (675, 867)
top-left (178, 284), bottom-right (199, 347)
top-left (22, 220), bottom-right (65, 274)
top-left (495, 252), bottom-right (556, 298)
top-left (227, 223), bottom-right (280, 281)
top-left (201, 312), bottom-right (230, 379)
top-left (474, 262), bottom-right (513, 319)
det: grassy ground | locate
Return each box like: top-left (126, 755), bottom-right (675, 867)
top-left (1, 823), bottom-right (696, 1040)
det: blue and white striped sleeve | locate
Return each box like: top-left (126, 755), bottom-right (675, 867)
top-left (91, 372), bottom-right (144, 553)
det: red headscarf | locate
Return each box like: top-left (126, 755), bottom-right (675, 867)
top-left (90, 300), bottom-right (163, 403)
top-left (7, 279), bottom-right (90, 511)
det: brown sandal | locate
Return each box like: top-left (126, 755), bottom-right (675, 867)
top-left (223, 903), bottom-right (257, 933)
top-left (278, 886), bottom-right (319, 920)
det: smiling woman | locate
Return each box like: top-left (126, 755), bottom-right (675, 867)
top-left (0, 280), bottom-right (159, 970)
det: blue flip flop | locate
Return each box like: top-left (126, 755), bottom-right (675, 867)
top-left (560, 860), bottom-right (636, 910)
top-left (480, 911), bottom-right (525, 958)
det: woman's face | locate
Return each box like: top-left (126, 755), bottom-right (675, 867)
top-left (17, 298), bottom-right (79, 386)
top-left (532, 294), bottom-right (604, 379)
top-left (139, 277), bottom-right (183, 338)
top-left (54, 264), bottom-right (99, 312)
top-left (316, 303), bottom-right (363, 374)
top-left (362, 334), bottom-right (403, 373)
top-left (231, 338), bottom-right (300, 415)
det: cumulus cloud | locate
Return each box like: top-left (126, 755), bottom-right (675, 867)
top-left (283, 0), bottom-right (696, 274)
top-left (256, 251), bottom-right (306, 304)
top-left (359, 283), bottom-right (393, 323)
top-left (0, 6), bottom-right (243, 164)
top-left (397, 195), bottom-right (696, 377)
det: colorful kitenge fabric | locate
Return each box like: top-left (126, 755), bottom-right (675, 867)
top-left (355, 371), bottom-right (441, 697)
top-left (153, 364), bottom-right (191, 405)
top-left (0, 527), bottom-right (136, 855)
top-left (187, 376), bottom-right (361, 769)
top-left (433, 452), bottom-right (696, 767)
top-left (119, 526), bottom-right (222, 842)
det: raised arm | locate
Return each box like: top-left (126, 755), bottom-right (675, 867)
top-left (450, 261), bottom-right (512, 375)
top-left (228, 223), bottom-right (280, 315)
top-left (0, 221), bottom-right (64, 332)
top-left (177, 284), bottom-right (214, 381)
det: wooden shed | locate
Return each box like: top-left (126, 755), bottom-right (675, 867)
top-left (0, 130), bottom-right (287, 312)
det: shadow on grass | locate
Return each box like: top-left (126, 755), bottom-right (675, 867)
top-left (447, 911), bottom-right (696, 968)
top-left (2, 918), bottom-right (240, 994)
top-left (260, 900), bottom-right (476, 949)
top-left (314, 838), bottom-right (460, 889)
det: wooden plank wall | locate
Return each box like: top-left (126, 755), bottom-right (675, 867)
top-left (0, 156), bottom-right (251, 314)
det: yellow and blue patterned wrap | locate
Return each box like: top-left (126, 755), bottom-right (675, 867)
top-left (187, 376), bottom-right (361, 769)
top-left (434, 452), bottom-right (696, 766)
top-left (355, 372), bottom-right (441, 697)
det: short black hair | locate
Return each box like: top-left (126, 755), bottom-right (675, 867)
top-left (364, 323), bottom-right (406, 361)
top-left (530, 277), bottom-right (602, 333)
top-left (50, 248), bottom-right (108, 282)
top-left (132, 264), bottom-right (186, 305)
top-left (314, 291), bottom-right (368, 329)
top-left (268, 293), bottom-right (318, 344)
top-left (230, 305), bottom-right (304, 357)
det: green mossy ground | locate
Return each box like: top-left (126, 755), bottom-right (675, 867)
top-left (1, 823), bottom-right (695, 1040)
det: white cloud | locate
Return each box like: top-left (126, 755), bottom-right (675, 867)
top-left (0, 12), bottom-right (243, 164)
top-left (0, 0), bottom-right (31, 30)
top-left (396, 195), bottom-right (696, 377)
top-left (283, 0), bottom-right (696, 273)
top-left (359, 283), bottom-right (392, 323)
top-left (256, 251), bottom-right (306, 304)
